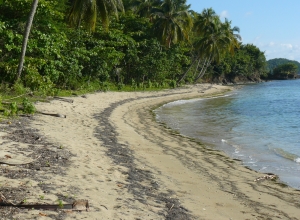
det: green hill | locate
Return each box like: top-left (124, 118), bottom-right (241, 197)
top-left (267, 58), bottom-right (300, 74)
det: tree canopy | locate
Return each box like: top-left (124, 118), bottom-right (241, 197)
top-left (267, 58), bottom-right (300, 74)
top-left (0, 0), bottom-right (275, 95)
top-left (273, 63), bottom-right (298, 79)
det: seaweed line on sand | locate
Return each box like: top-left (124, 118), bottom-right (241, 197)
top-left (94, 95), bottom-right (195, 220)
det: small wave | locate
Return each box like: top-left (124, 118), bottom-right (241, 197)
top-left (235, 150), bottom-right (241, 155)
top-left (273, 148), bottom-right (300, 163)
top-left (162, 99), bottom-right (202, 108)
top-left (161, 94), bottom-right (233, 108)
top-left (259, 167), bottom-right (267, 171)
top-left (221, 139), bottom-right (243, 153)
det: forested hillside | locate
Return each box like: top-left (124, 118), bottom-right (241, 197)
top-left (267, 58), bottom-right (300, 74)
top-left (272, 63), bottom-right (298, 79)
top-left (0, 0), bottom-right (269, 95)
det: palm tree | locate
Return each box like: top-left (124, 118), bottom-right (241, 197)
top-left (192, 8), bottom-right (241, 81)
top-left (222, 18), bottom-right (241, 54)
top-left (68, 0), bottom-right (124, 31)
top-left (16, 0), bottom-right (124, 81)
top-left (193, 8), bottom-right (218, 37)
top-left (16, 0), bottom-right (39, 81)
top-left (129, 0), bottom-right (161, 18)
top-left (152, 0), bottom-right (193, 48)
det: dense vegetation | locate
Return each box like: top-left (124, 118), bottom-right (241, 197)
top-left (267, 58), bottom-right (300, 74)
top-left (272, 63), bottom-right (298, 79)
top-left (0, 0), bottom-right (269, 98)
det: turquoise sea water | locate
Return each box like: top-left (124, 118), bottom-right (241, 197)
top-left (155, 80), bottom-right (300, 189)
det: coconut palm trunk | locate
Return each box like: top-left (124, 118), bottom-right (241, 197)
top-left (16, 0), bottom-right (39, 81)
top-left (194, 56), bottom-right (212, 82)
top-left (193, 58), bottom-right (202, 76)
top-left (177, 58), bottom-right (197, 83)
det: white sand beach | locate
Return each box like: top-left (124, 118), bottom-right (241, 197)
top-left (1, 84), bottom-right (299, 219)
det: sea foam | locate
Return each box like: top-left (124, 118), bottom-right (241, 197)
top-left (295, 158), bottom-right (300, 163)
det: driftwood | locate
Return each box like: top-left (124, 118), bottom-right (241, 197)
top-left (0, 199), bottom-right (89, 211)
top-left (0, 152), bottom-right (35, 166)
top-left (1, 102), bottom-right (26, 110)
top-left (0, 159), bottom-right (33, 166)
top-left (1, 101), bottom-right (15, 105)
top-left (1, 102), bottom-right (66, 118)
top-left (37, 111), bottom-right (66, 118)
top-left (254, 174), bottom-right (278, 182)
top-left (53, 96), bottom-right (74, 103)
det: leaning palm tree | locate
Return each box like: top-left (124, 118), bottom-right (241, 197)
top-left (16, 0), bottom-right (39, 81)
top-left (68, 0), bottom-right (124, 31)
top-left (192, 8), bottom-right (241, 81)
top-left (151, 0), bottom-right (193, 48)
top-left (189, 8), bottom-right (218, 81)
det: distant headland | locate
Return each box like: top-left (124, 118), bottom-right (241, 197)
top-left (267, 58), bottom-right (300, 79)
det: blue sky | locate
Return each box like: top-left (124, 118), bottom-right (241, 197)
top-left (187, 0), bottom-right (300, 62)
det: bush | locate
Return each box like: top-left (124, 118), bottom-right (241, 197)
top-left (22, 98), bottom-right (35, 114)
top-left (169, 80), bottom-right (177, 88)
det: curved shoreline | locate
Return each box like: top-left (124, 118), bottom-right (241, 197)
top-left (154, 87), bottom-right (300, 190)
top-left (110, 86), bottom-right (300, 219)
top-left (1, 84), bottom-right (299, 219)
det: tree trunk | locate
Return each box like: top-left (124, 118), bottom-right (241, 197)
top-left (193, 58), bottom-right (206, 79)
top-left (177, 58), bottom-right (197, 84)
top-left (16, 0), bottom-right (39, 81)
top-left (198, 60), bottom-right (212, 80)
top-left (193, 58), bottom-right (202, 76)
top-left (194, 57), bottom-right (212, 82)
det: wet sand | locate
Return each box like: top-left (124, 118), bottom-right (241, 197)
top-left (0, 84), bottom-right (299, 219)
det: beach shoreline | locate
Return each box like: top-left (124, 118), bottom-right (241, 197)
top-left (1, 83), bottom-right (299, 219)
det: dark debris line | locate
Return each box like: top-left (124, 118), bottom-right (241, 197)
top-left (2, 119), bottom-right (74, 181)
top-left (94, 96), bottom-right (194, 220)
top-left (0, 91), bottom-right (192, 219)
top-left (0, 117), bottom-right (75, 220)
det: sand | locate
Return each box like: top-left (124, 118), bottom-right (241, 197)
top-left (0, 83), bottom-right (299, 219)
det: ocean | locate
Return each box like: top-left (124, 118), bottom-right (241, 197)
top-left (154, 80), bottom-right (300, 189)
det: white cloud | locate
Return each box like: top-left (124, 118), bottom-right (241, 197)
top-left (243, 38), bottom-right (300, 61)
top-left (249, 36), bottom-right (262, 45)
top-left (269, 42), bottom-right (275, 46)
top-left (220, 10), bottom-right (229, 19)
top-left (259, 42), bottom-right (300, 61)
top-left (245, 12), bottom-right (253, 17)
top-left (280, 43), bottom-right (293, 49)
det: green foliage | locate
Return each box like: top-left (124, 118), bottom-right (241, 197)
top-left (147, 80), bottom-right (152, 89)
top-left (0, 0), bottom-right (270, 92)
top-left (13, 80), bottom-right (29, 94)
top-left (267, 58), bottom-right (300, 74)
top-left (131, 79), bottom-right (137, 90)
top-left (169, 80), bottom-right (177, 88)
top-left (9, 102), bottom-right (18, 116)
top-left (117, 82), bottom-right (124, 90)
top-left (207, 44), bottom-right (268, 82)
top-left (152, 0), bottom-right (193, 48)
top-left (1, 97), bottom-right (36, 117)
top-left (57, 200), bottom-right (64, 209)
top-left (22, 98), bottom-right (35, 114)
top-left (68, 0), bottom-right (124, 31)
top-left (273, 63), bottom-right (298, 79)
top-left (99, 82), bottom-right (110, 92)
